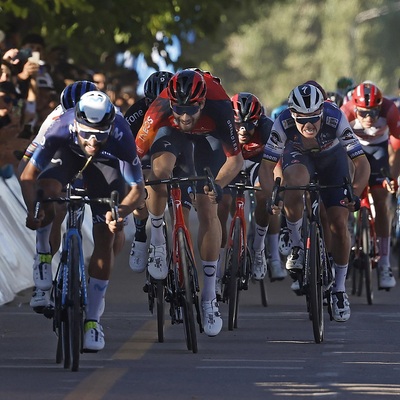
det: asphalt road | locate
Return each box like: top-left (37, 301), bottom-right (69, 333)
top-left (1, 228), bottom-right (400, 400)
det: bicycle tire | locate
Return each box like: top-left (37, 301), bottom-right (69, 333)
top-left (156, 280), bottom-right (165, 343)
top-left (53, 276), bottom-right (64, 365)
top-left (361, 208), bottom-right (373, 305)
top-left (308, 222), bottom-right (324, 343)
top-left (227, 218), bottom-right (242, 331)
top-left (177, 229), bottom-right (198, 353)
top-left (66, 235), bottom-right (82, 371)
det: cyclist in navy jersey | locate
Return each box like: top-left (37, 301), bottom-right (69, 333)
top-left (259, 83), bottom-right (370, 322)
top-left (20, 91), bottom-right (145, 351)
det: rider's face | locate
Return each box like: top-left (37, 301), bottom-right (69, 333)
top-left (171, 101), bottom-right (204, 132)
top-left (291, 110), bottom-right (323, 139)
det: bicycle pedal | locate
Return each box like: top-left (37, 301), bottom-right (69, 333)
top-left (43, 306), bottom-right (55, 319)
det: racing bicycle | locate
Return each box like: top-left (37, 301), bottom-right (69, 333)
top-left (36, 184), bottom-right (119, 371)
top-left (271, 176), bottom-right (352, 343)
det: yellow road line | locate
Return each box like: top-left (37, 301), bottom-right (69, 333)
top-left (113, 319), bottom-right (157, 360)
top-left (63, 367), bottom-right (127, 400)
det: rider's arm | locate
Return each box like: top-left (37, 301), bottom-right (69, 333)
top-left (351, 154), bottom-right (370, 197)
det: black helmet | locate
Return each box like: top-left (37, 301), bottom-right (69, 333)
top-left (60, 80), bottom-right (98, 111)
top-left (144, 71), bottom-right (173, 102)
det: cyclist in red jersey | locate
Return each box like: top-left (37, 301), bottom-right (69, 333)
top-left (216, 92), bottom-right (287, 285)
top-left (135, 69), bottom-right (243, 337)
top-left (341, 81), bottom-right (400, 289)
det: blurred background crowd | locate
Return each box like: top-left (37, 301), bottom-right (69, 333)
top-left (0, 30), bottom-right (139, 170)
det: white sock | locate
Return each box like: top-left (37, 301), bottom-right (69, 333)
top-left (252, 224), bottom-right (267, 251)
top-left (286, 218), bottom-right (303, 248)
top-left (267, 233), bottom-right (280, 261)
top-left (86, 277), bottom-right (109, 322)
top-left (378, 236), bottom-right (390, 266)
top-left (36, 223), bottom-right (53, 254)
top-left (201, 260), bottom-right (218, 301)
top-left (149, 212), bottom-right (165, 246)
top-left (333, 263), bottom-right (348, 293)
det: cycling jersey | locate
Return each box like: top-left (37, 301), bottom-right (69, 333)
top-left (135, 73), bottom-right (240, 159)
top-left (31, 108), bottom-right (143, 187)
top-left (241, 115), bottom-right (272, 163)
top-left (340, 97), bottom-right (400, 147)
top-left (263, 101), bottom-right (363, 163)
top-left (124, 97), bottom-right (148, 137)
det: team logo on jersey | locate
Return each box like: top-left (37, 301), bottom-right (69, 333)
top-left (325, 116), bottom-right (338, 128)
top-left (282, 118), bottom-right (295, 130)
top-left (340, 128), bottom-right (354, 141)
top-left (269, 131), bottom-right (282, 146)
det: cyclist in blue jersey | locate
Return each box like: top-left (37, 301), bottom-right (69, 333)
top-left (20, 91), bottom-right (145, 351)
top-left (259, 83), bottom-right (370, 322)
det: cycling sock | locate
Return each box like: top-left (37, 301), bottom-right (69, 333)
top-left (86, 277), bottom-right (109, 322)
top-left (202, 261), bottom-right (218, 301)
top-left (36, 223), bottom-right (53, 254)
top-left (333, 263), bottom-right (347, 293)
top-left (216, 248), bottom-right (225, 279)
top-left (134, 216), bottom-right (148, 242)
top-left (149, 212), bottom-right (165, 246)
top-left (252, 224), bottom-right (267, 251)
top-left (377, 236), bottom-right (390, 266)
top-left (286, 218), bottom-right (303, 248)
top-left (267, 233), bottom-right (280, 261)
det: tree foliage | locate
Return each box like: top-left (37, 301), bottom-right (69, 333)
top-left (0, 0), bottom-right (241, 70)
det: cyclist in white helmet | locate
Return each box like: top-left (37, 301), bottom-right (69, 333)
top-left (259, 83), bottom-right (370, 322)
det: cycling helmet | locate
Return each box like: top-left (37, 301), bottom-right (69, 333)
top-left (144, 71), bottom-right (174, 102)
top-left (61, 80), bottom-right (98, 111)
top-left (75, 91), bottom-right (115, 130)
top-left (353, 82), bottom-right (383, 108)
top-left (326, 91), bottom-right (344, 107)
top-left (288, 84), bottom-right (324, 114)
top-left (167, 70), bottom-right (207, 105)
top-left (231, 92), bottom-right (263, 124)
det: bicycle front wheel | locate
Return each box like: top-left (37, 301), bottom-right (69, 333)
top-left (360, 208), bottom-right (373, 305)
top-left (156, 280), bottom-right (165, 343)
top-left (227, 218), bottom-right (243, 331)
top-left (177, 229), bottom-right (198, 353)
top-left (308, 222), bottom-right (324, 343)
top-left (66, 235), bottom-right (83, 371)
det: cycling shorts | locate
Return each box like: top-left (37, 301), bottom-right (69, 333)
top-left (361, 141), bottom-right (390, 188)
top-left (281, 143), bottom-right (350, 209)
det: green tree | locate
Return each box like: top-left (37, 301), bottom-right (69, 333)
top-left (0, 0), bottom-right (241, 70)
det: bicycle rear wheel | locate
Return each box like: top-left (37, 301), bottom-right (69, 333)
top-left (66, 235), bottom-right (83, 371)
top-left (360, 208), bottom-right (373, 305)
top-left (177, 229), bottom-right (198, 353)
top-left (308, 222), bottom-right (324, 343)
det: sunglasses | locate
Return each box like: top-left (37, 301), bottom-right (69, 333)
top-left (291, 112), bottom-right (323, 125)
top-left (356, 108), bottom-right (380, 119)
top-left (171, 104), bottom-right (201, 116)
top-left (76, 123), bottom-right (111, 142)
top-left (235, 121), bottom-right (256, 131)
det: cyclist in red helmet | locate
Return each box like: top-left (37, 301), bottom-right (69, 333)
top-left (135, 68), bottom-right (244, 337)
top-left (216, 92), bottom-right (287, 285)
top-left (341, 81), bottom-right (400, 289)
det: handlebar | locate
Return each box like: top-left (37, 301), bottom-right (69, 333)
top-left (34, 188), bottom-right (120, 221)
